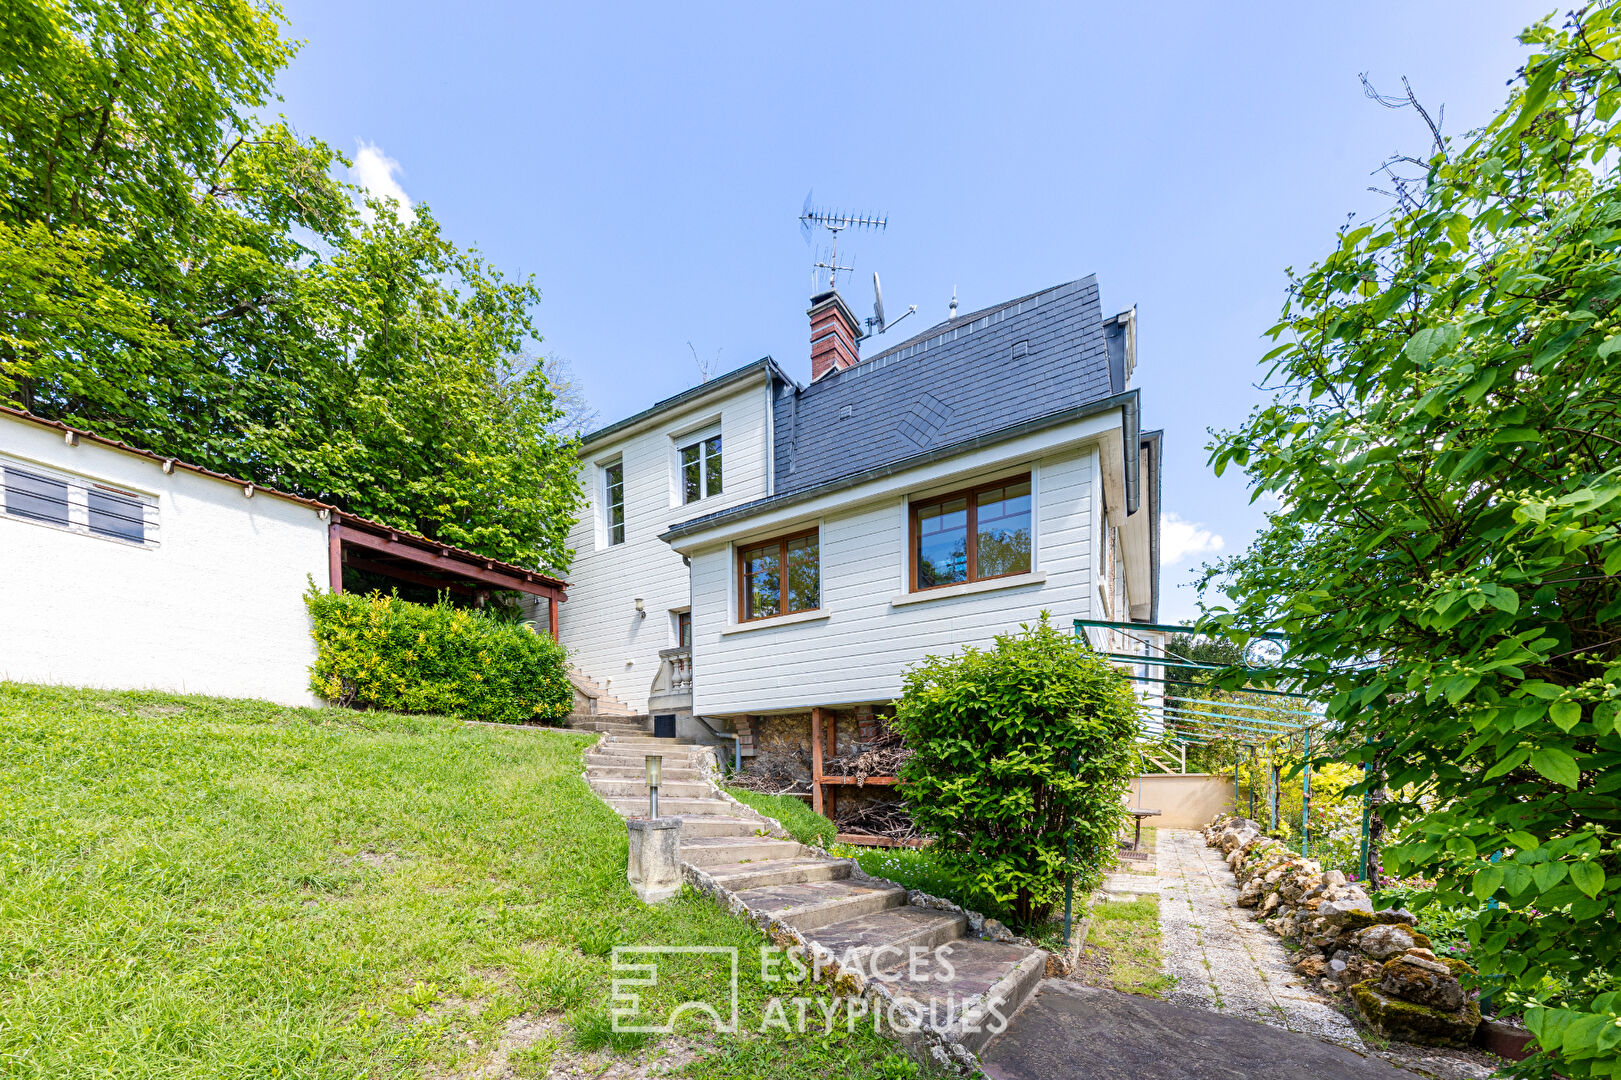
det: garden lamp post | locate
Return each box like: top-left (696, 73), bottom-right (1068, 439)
top-left (645, 754), bottom-right (663, 819)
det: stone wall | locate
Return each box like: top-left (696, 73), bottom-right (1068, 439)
top-left (1203, 814), bottom-right (1482, 1048)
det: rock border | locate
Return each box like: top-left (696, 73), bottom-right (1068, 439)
top-left (1201, 814), bottom-right (1482, 1048)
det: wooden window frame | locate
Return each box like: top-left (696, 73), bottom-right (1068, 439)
top-left (909, 472), bottom-right (1033, 592)
top-left (735, 527), bottom-right (820, 622)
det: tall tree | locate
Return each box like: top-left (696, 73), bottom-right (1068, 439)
top-left (0, 0), bottom-right (581, 568)
top-left (1204, 7), bottom-right (1621, 1074)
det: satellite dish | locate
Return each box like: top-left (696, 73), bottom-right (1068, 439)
top-left (872, 271), bottom-right (886, 329)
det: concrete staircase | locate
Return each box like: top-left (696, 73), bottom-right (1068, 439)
top-left (568, 670), bottom-right (649, 735)
top-left (583, 734), bottom-right (1047, 1063)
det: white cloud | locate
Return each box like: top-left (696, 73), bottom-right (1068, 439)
top-left (1161, 512), bottom-right (1224, 566)
top-left (349, 141), bottom-right (413, 223)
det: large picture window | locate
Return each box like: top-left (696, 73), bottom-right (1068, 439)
top-left (911, 474), bottom-right (1032, 590)
top-left (603, 461), bottom-right (625, 545)
top-left (737, 529), bottom-right (819, 621)
top-left (680, 433), bottom-right (722, 504)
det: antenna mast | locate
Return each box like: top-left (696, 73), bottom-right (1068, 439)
top-left (799, 191), bottom-right (886, 293)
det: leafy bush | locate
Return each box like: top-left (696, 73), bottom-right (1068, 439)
top-left (722, 788), bottom-right (836, 848)
top-left (305, 587), bottom-right (571, 724)
top-left (892, 616), bottom-right (1142, 928)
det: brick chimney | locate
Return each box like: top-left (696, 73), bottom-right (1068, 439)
top-left (808, 290), bottom-right (860, 381)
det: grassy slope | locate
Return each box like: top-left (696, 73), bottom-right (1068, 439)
top-left (0, 684), bottom-right (932, 1079)
top-left (721, 788), bottom-right (834, 848)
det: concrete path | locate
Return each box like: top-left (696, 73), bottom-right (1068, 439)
top-left (1156, 827), bottom-right (1364, 1046)
top-left (980, 982), bottom-right (1416, 1080)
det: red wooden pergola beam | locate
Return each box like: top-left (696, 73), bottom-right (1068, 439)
top-left (342, 553), bottom-right (478, 597)
top-left (332, 522), bottom-right (566, 602)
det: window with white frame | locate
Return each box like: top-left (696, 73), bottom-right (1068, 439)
top-left (677, 430), bottom-right (722, 504)
top-left (0, 455), bottom-right (157, 546)
top-left (602, 460), bottom-right (625, 545)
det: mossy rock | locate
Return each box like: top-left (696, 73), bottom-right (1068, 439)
top-left (1349, 981), bottom-right (1481, 1048)
top-left (1437, 956), bottom-right (1476, 979)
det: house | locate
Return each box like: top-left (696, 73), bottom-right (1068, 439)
top-left (562, 275), bottom-right (1161, 770)
top-left (0, 407), bottom-right (566, 706)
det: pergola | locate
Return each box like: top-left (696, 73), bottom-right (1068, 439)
top-left (327, 513), bottom-right (567, 637)
top-left (1074, 618), bottom-right (1326, 851)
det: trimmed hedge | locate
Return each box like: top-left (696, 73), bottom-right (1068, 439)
top-left (304, 588), bottom-right (572, 725)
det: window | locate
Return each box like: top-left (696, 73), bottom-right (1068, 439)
top-left (0, 455), bottom-right (156, 546)
top-left (603, 462), bottom-right (625, 545)
top-left (676, 610), bottom-right (691, 648)
top-left (679, 433), bottom-right (722, 503)
top-left (911, 474), bottom-right (1032, 590)
top-left (4, 466), bottom-right (68, 525)
top-left (89, 488), bottom-right (144, 543)
top-left (737, 529), bottom-right (819, 621)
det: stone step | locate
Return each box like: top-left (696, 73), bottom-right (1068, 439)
top-left (666, 815), bottom-right (766, 838)
top-left (606, 796), bottom-right (737, 817)
top-left (585, 751), bottom-right (705, 769)
top-left (734, 878), bottom-right (907, 932)
top-left (587, 764), bottom-right (707, 782)
top-left (707, 857), bottom-right (851, 891)
top-left (590, 778), bottom-right (712, 799)
top-left (681, 836), bottom-right (802, 867)
top-left (881, 938), bottom-right (1047, 1054)
top-left (807, 906), bottom-right (969, 964)
top-left (602, 738), bottom-right (700, 750)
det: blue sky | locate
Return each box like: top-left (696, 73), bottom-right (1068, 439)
top-left (273, 1), bottom-right (1540, 621)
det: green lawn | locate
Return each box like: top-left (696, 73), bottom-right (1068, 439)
top-left (721, 787), bottom-right (834, 848)
top-left (0, 683), bottom-right (936, 1079)
top-left (1075, 897), bottom-right (1172, 997)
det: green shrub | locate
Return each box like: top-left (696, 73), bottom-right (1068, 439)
top-left (304, 587), bottom-right (572, 724)
top-left (892, 616), bottom-right (1142, 928)
top-left (723, 787), bottom-right (836, 848)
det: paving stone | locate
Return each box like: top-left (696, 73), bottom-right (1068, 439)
top-left (1155, 828), bottom-right (1365, 1048)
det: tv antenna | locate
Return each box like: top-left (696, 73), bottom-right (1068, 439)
top-left (800, 190), bottom-right (886, 292)
top-left (866, 271), bottom-right (917, 338)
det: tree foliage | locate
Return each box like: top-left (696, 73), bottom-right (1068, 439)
top-left (0, 0), bottom-right (580, 568)
top-left (892, 617), bottom-right (1142, 929)
top-left (1203, 8), bottom-right (1621, 1073)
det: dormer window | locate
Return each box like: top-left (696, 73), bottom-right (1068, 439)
top-left (679, 433), bottom-right (722, 504)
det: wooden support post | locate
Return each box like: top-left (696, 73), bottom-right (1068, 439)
top-left (328, 523), bottom-right (344, 594)
top-left (548, 597), bottom-right (560, 640)
top-left (823, 711), bottom-right (840, 821)
top-left (810, 707), bottom-right (824, 816)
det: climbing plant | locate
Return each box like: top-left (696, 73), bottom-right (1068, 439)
top-left (1202, 7), bottom-right (1621, 1075)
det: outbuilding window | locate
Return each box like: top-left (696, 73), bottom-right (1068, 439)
top-left (0, 455), bottom-right (156, 547)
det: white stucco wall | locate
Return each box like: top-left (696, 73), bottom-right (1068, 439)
top-left (682, 433), bottom-right (1106, 716)
top-left (560, 370), bottom-right (774, 712)
top-left (0, 415), bottom-right (329, 706)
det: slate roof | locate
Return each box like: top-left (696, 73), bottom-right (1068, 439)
top-left (773, 275), bottom-right (1115, 496)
